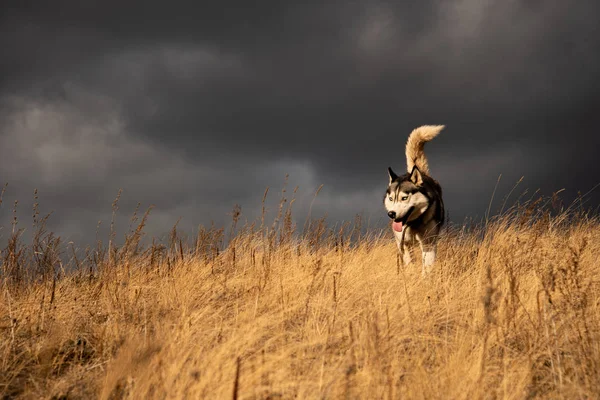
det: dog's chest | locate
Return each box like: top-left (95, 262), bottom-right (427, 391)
top-left (393, 226), bottom-right (415, 243)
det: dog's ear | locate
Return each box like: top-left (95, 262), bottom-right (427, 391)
top-left (409, 166), bottom-right (423, 186)
top-left (388, 167), bottom-right (398, 184)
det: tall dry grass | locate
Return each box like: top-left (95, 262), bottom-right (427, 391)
top-left (1, 186), bottom-right (599, 399)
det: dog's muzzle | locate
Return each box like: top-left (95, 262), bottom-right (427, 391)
top-left (387, 207), bottom-right (415, 223)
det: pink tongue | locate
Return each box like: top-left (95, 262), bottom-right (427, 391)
top-left (392, 221), bottom-right (403, 232)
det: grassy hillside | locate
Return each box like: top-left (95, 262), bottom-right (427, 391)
top-left (1, 192), bottom-right (599, 399)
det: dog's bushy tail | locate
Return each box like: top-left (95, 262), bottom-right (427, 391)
top-left (405, 125), bottom-right (444, 175)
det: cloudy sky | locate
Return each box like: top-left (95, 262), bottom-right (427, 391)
top-left (1, 0), bottom-right (599, 245)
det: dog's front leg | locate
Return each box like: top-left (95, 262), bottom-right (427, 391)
top-left (394, 231), bottom-right (413, 266)
top-left (420, 244), bottom-right (436, 275)
top-left (402, 244), bottom-right (413, 266)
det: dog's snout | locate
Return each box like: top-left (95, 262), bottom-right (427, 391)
top-left (387, 211), bottom-right (396, 219)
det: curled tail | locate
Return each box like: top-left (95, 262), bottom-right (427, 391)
top-left (405, 125), bottom-right (444, 175)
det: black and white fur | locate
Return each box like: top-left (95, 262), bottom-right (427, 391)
top-left (383, 125), bottom-right (445, 274)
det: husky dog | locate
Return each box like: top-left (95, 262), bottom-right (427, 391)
top-left (383, 125), bottom-right (445, 274)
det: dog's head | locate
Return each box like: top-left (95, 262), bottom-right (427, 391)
top-left (384, 166), bottom-right (430, 232)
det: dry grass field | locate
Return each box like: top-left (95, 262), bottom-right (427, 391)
top-left (1, 187), bottom-right (600, 399)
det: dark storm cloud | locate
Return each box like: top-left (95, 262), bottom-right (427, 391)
top-left (1, 0), bottom-right (599, 245)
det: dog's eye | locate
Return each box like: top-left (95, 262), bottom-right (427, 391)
top-left (401, 196), bottom-right (408, 201)
top-left (388, 196), bottom-right (393, 201)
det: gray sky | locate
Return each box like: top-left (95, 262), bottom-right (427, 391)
top-left (1, 0), bottom-right (599, 245)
